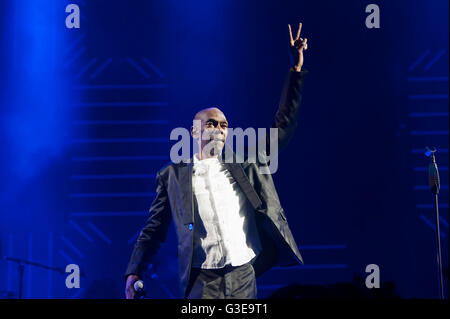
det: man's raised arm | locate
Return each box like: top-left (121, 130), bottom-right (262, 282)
top-left (268, 22), bottom-right (308, 153)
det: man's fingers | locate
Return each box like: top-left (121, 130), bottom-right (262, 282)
top-left (303, 38), bottom-right (308, 50)
top-left (289, 23), bottom-right (304, 45)
top-left (296, 22), bottom-right (302, 40)
top-left (125, 282), bottom-right (136, 299)
top-left (294, 38), bottom-right (308, 50)
top-left (126, 287), bottom-right (135, 299)
top-left (288, 24), bottom-right (294, 44)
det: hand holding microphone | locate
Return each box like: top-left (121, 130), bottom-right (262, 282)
top-left (125, 275), bottom-right (146, 299)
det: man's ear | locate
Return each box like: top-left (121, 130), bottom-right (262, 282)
top-left (191, 126), bottom-right (199, 139)
top-left (191, 119), bottom-right (202, 139)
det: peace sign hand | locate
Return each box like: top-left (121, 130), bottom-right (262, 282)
top-left (288, 22), bottom-right (308, 72)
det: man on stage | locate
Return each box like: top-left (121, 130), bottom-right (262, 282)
top-left (125, 22), bottom-right (309, 299)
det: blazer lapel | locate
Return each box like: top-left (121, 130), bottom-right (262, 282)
top-left (222, 162), bottom-right (263, 211)
top-left (220, 146), bottom-right (263, 211)
top-left (179, 160), bottom-right (194, 226)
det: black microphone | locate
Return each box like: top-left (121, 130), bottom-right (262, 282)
top-left (426, 147), bottom-right (440, 195)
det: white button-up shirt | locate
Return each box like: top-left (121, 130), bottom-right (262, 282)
top-left (191, 153), bottom-right (262, 269)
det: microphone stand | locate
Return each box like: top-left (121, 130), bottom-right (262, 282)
top-left (3, 256), bottom-right (66, 299)
top-left (425, 147), bottom-right (444, 299)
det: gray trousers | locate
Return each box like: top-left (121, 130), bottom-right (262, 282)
top-left (186, 263), bottom-right (257, 299)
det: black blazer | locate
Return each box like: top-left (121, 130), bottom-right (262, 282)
top-left (125, 69), bottom-right (308, 298)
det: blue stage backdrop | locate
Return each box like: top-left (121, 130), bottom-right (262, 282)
top-left (0, 0), bottom-right (448, 299)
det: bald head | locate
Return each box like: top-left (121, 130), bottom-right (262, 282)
top-left (194, 107), bottom-right (226, 122)
top-left (191, 107), bottom-right (229, 159)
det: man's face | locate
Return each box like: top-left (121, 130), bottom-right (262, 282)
top-left (191, 108), bottom-right (229, 156)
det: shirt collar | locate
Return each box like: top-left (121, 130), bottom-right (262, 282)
top-left (193, 153), bottom-right (220, 164)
